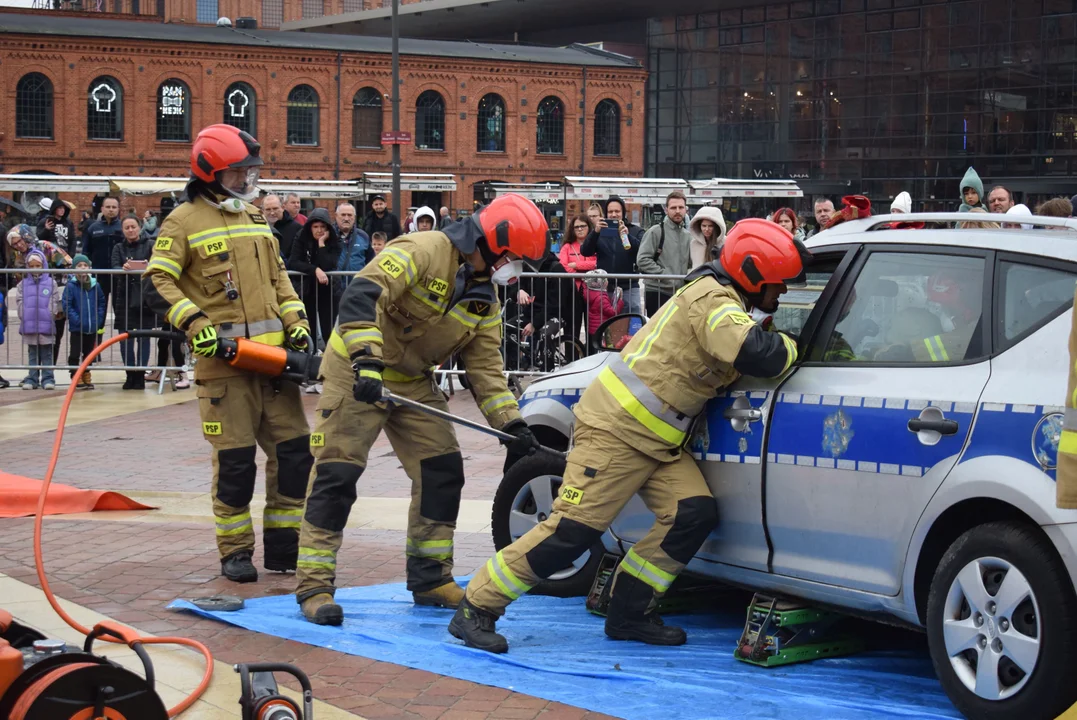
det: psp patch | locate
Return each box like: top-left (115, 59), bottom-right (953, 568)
top-left (202, 421), bottom-right (223, 436)
top-left (310, 432), bottom-right (325, 448)
top-left (560, 485), bottom-right (584, 505)
top-left (379, 254), bottom-right (405, 278)
top-left (203, 238), bottom-right (229, 256)
top-left (154, 236), bottom-right (173, 251)
top-left (426, 277), bottom-right (449, 296)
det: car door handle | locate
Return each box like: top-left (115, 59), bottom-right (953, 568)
top-left (724, 407), bottom-right (762, 422)
top-left (907, 417), bottom-right (959, 435)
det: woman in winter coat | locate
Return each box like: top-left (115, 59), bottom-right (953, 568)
top-left (111, 215), bottom-right (154, 389)
top-left (689, 206), bottom-right (727, 269)
top-left (289, 207), bottom-right (343, 349)
top-left (557, 214), bottom-right (597, 346)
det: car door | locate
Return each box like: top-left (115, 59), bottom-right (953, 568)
top-left (764, 246), bottom-right (993, 595)
top-left (609, 248), bottom-right (856, 574)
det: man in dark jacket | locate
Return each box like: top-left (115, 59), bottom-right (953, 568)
top-left (37, 197), bottom-right (77, 256)
top-left (111, 215), bottom-right (154, 390)
top-left (362, 194), bottom-right (402, 241)
top-left (580, 195), bottom-right (644, 314)
top-left (82, 196), bottom-right (124, 312)
top-left (262, 194), bottom-right (303, 262)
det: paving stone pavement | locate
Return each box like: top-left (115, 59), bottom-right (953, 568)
top-left (0, 390), bottom-right (613, 720)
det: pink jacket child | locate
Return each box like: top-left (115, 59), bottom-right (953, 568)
top-left (582, 271), bottom-right (624, 336)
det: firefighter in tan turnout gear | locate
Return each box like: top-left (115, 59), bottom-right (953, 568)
top-left (1057, 282), bottom-right (1077, 509)
top-left (296, 194), bottom-right (548, 626)
top-left (450, 218), bottom-right (810, 653)
top-left (144, 124), bottom-right (314, 584)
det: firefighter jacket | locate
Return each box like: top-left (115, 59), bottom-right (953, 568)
top-left (142, 194), bottom-right (309, 381)
top-left (1058, 286), bottom-right (1077, 508)
top-left (575, 271), bottom-right (798, 461)
top-left (328, 229), bottom-right (522, 430)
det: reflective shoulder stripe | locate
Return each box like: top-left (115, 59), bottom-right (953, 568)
top-left (481, 390), bottom-right (518, 415)
top-left (707, 303), bottom-right (750, 331)
top-left (381, 247), bottom-right (417, 283)
top-left (477, 313), bottom-right (502, 330)
top-left (598, 363), bottom-right (689, 446)
top-left (448, 305), bottom-right (482, 329)
top-left (625, 302), bottom-right (680, 369)
top-left (780, 333), bottom-right (798, 373)
top-left (148, 257), bottom-right (182, 279)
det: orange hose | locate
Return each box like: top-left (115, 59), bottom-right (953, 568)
top-left (33, 332), bottom-right (214, 717)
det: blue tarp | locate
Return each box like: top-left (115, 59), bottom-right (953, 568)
top-left (170, 582), bottom-right (960, 720)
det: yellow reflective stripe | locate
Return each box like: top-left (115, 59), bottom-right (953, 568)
top-left (166, 299), bottom-right (197, 326)
top-left (280, 300), bottom-right (305, 315)
top-left (406, 538), bottom-right (454, 559)
top-left (448, 304), bottom-right (482, 329)
top-left (342, 327), bottom-right (383, 346)
top-left (358, 369), bottom-right (381, 379)
top-left (923, 335), bottom-right (949, 362)
top-left (780, 333), bottom-right (798, 373)
top-left (148, 257), bottom-right (182, 279)
top-left (408, 286), bottom-right (449, 313)
top-left (189, 224), bottom-right (268, 247)
top-left (215, 512), bottom-right (253, 536)
top-left (263, 506), bottom-right (303, 529)
top-left (384, 367), bottom-right (426, 382)
top-left (1061, 430), bottom-right (1077, 455)
top-left (481, 391), bottom-right (518, 414)
top-left (597, 366), bottom-right (686, 445)
top-left (486, 551), bottom-right (531, 600)
top-left (620, 548), bottom-right (676, 593)
top-left (329, 331), bottom-right (348, 358)
top-left (297, 547), bottom-right (336, 570)
top-left (381, 247), bottom-right (416, 283)
top-left (625, 302), bottom-right (679, 369)
top-left (707, 303), bottom-right (749, 330)
top-left (477, 313), bottom-right (501, 330)
top-left (249, 331), bottom-right (285, 347)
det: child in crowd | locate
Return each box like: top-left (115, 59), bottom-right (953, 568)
top-left (62, 254), bottom-right (106, 390)
top-left (582, 269), bottom-right (624, 352)
top-left (17, 249), bottom-right (61, 390)
top-left (370, 231), bottom-right (387, 255)
top-left (959, 167), bottom-right (985, 212)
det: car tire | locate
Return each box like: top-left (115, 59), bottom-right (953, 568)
top-left (491, 452), bottom-right (607, 598)
top-left (926, 520), bottom-right (1077, 720)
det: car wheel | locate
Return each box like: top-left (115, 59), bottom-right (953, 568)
top-left (491, 452), bottom-right (607, 598)
top-left (926, 520), bottom-right (1077, 720)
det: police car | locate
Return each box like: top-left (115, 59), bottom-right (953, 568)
top-left (496, 213), bottom-right (1077, 720)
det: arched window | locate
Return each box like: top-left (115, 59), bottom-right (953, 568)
top-left (157, 79), bottom-right (191, 142)
top-left (594, 99), bottom-right (621, 156)
top-left (352, 87), bottom-right (383, 148)
top-left (87, 76), bottom-right (124, 141)
top-left (224, 82), bottom-right (257, 136)
top-left (16, 73), bottom-right (53, 140)
top-left (286, 85), bottom-right (320, 146)
top-left (536, 96), bottom-right (564, 155)
top-left (477, 93), bottom-right (505, 153)
top-left (415, 90), bottom-right (445, 151)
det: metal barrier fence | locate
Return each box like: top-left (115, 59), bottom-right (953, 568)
top-left (1, 265), bottom-right (685, 390)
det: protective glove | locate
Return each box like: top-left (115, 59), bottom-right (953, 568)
top-left (352, 359), bottom-right (385, 404)
top-left (286, 326), bottom-right (311, 352)
top-left (501, 419), bottom-right (539, 458)
top-left (192, 325), bottom-right (219, 357)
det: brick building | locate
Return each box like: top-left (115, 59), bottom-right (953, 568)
top-left (0, 8), bottom-right (645, 216)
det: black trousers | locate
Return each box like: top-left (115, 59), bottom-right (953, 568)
top-left (53, 317), bottom-right (65, 365)
top-left (156, 321), bottom-right (185, 368)
top-left (645, 288), bottom-right (674, 317)
top-left (67, 332), bottom-right (97, 377)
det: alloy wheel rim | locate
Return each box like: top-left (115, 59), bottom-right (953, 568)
top-left (508, 473), bottom-right (590, 580)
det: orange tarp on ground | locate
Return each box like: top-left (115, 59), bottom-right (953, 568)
top-left (0, 472), bottom-right (155, 518)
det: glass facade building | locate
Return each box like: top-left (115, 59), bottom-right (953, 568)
top-left (646, 0), bottom-right (1077, 210)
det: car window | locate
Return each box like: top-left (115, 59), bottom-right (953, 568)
top-left (820, 252), bottom-right (987, 364)
top-left (771, 268), bottom-right (837, 338)
top-left (998, 261), bottom-right (1076, 348)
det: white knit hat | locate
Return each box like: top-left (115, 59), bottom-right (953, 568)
top-left (890, 191), bottom-right (911, 214)
top-left (39, 197), bottom-right (53, 212)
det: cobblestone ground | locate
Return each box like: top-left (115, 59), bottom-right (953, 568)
top-left (0, 388), bottom-right (613, 720)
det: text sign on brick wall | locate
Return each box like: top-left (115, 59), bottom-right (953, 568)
top-left (380, 131), bottom-right (413, 145)
top-left (160, 84), bottom-right (186, 116)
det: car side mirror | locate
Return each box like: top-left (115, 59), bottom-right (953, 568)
top-left (594, 313), bottom-right (646, 352)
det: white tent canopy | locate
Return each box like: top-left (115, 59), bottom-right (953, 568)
top-left (0, 174), bottom-right (363, 200)
top-left (360, 173), bottom-right (456, 193)
top-left (487, 182), bottom-right (563, 204)
top-left (689, 178), bottom-right (804, 204)
top-left (562, 176), bottom-right (689, 205)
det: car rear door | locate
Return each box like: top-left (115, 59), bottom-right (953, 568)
top-left (764, 245), bottom-right (993, 595)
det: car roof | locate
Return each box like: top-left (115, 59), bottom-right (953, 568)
top-left (808, 212), bottom-right (1077, 264)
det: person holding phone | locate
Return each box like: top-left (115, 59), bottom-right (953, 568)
top-left (580, 196), bottom-right (644, 315)
top-left (112, 215), bottom-right (155, 389)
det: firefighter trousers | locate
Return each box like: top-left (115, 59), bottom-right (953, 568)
top-left (295, 350), bottom-right (466, 602)
top-left (196, 374), bottom-right (313, 565)
top-left (465, 421), bottom-right (719, 617)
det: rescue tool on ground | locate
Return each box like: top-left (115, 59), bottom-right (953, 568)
top-left (144, 123), bottom-right (315, 586)
top-left (236, 662), bottom-right (314, 720)
top-left (450, 218), bottom-right (810, 654)
top-left (294, 192), bottom-right (549, 626)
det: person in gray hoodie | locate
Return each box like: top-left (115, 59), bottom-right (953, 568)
top-left (959, 167), bottom-right (984, 212)
top-left (637, 191), bottom-right (693, 316)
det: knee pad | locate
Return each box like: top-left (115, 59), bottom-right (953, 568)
top-left (303, 462), bottom-right (362, 532)
top-left (524, 517), bottom-right (603, 579)
top-left (216, 445), bottom-right (257, 508)
top-left (419, 452), bottom-right (465, 523)
top-left (276, 435), bottom-right (315, 499)
top-left (660, 495), bottom-right (719, 565)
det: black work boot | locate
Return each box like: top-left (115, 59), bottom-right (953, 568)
top-left (448, 597), bottom-right (508, 654)
top-left (604, 573), bottom-right (687, 646)
top-left (221, 550), bottom-right (258, 583)
top-left (300, 593), bottom-right (344, 626)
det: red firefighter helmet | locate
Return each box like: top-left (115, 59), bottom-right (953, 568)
top-left (190, 124), bottom-right (263, 183)
top-left (720, 218), bottom-right (808, 294)
top-left (475, 194), bottom-right (549, 263)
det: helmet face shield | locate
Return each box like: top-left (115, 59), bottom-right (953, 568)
top-left (216, 166), bottom-right (260, 202)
